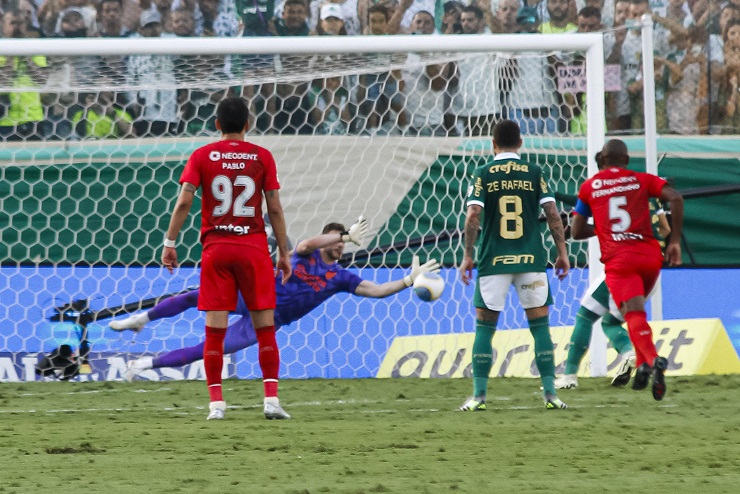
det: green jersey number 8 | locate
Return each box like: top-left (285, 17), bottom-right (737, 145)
top-left (499, 195), bottom-right (523, 239)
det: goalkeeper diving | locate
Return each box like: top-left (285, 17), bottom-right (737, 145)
top-left (110, 216), bottom-right (441, 380)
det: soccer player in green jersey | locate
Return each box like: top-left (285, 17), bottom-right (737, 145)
top-left (459, 119), bottom-right (570, 411)
top-left (555, 153), bottom-right (672, 390)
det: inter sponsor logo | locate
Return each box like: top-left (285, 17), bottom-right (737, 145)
top-left (492, 254), bottom-right (535, 265)
top-left (611, 232), bottom-right (643, 241)
top-left (215, 224), bottom-right (251, 235)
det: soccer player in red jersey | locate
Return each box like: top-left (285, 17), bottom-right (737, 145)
top-left (571, 139), bottom-right (684, 401)
top-left (161, 97), bottom-right (292, 420)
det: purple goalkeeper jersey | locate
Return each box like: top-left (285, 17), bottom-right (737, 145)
top-left (235, 250), bottom-right (364, 327)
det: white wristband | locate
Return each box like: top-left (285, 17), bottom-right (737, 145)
top-left (403, 275), bottom-right (413, 287)
top-left (164, 238), bottom-right (176, 248)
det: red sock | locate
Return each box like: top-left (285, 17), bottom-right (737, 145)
top-left (624, 311), bottom-right (658, 366)
top-left (204, 325), bottom-right (227, 402)
top-left (255, 326), bottom-right (279, 398)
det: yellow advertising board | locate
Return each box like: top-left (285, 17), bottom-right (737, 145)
top-left (377, 318), bottom-right (740, 378)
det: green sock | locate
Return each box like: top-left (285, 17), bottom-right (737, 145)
top-left (565, 307), bottom-right (600, 375)
top-left (529, 315), bottom-right (556, 396)
top-left (472, 319), bottom-right (497, 399)
top-left (602, 313), bottom-right (633, 354)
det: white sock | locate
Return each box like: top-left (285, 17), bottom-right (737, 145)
top-left (133, 312), bottom-right (150, 325)
top-left (136, 356), bottom-right (153, 370)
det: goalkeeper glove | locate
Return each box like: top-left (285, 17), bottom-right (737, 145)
top-left (403, 255), bottom-right (441, 287)
top-left (341, 215), bottom-right (368, 245)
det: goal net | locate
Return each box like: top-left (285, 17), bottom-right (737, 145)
top-left (0, 34), bottom-right (610, 383)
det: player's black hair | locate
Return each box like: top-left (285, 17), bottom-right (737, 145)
top-left (322, 222), bottom-right (346, 234)
top-left (216, 97), bottom-right (249, 133)
top-left (493, 119), bottom-right (521, 148)
top-left (602, 139), bottom-right (630, 166)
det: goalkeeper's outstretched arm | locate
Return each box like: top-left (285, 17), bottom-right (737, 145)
top-left (354, 255), bottom-right (440, 298)
top-left (296, 216), bottom-right (369, 255)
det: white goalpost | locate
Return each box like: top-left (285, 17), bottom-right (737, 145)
top-left (0, 33), bottom-right (614, 382)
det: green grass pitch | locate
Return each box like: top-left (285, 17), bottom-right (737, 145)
top-left (1, 375), bottom-right (739, 493)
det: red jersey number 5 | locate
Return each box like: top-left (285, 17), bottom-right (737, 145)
top-left (212, 175), bottom-right (256, 217)
top-left (609, 196), bottom-right (631, 233)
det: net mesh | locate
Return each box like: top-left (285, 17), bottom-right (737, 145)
top-left (0, 44), bottom-right (599, 382)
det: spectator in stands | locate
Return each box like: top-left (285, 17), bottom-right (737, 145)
top-left (541, 0), bottom-right (577, 132)
top-left (402, 9), bottom-right (454, 136)
top-left (173, 6), bottom-right (226, 136)
top-left (309, 0), bottom-right (361, 35)
top-left (449, 5), bottom-right (499, 136)
top-left (524, 0), bottom-right (578, 25)
top-left (195, 0), bottom-right (219, 35)
top-left (192, 0), bottom-right (239, 37)
top-left (440, 0), bottom-right (463, 34)
top-left (314, 1), bottom-right (348, 34)
top-left (719, 19), bottom-right (740, 133)
top-left (605, 0), bottom-right (630, 132)
top-left (234, 0), bottom-right (275, 35)
top-left (357, 4), bottom-right (407, 134)
top-left (566, 5), bottom-right (604, 135)
top-left (654, 0), bottom-right (692, 36)
top-left (496, 0), bottom-right (520, 33)
top-left (96, 0), bottom-right (131, 100)
top-left (358, 0), bottom-right (401, 34)
top-left (539, 0), bottom-right (577, 32)
top-left (496, 3), bottom-right (559, 135)
top-left (98, 0), bottom-right (131, 36)
top-left (72, 87), bottom-right (134, 139)
top-left (690, 0), bottom-right (723, 36)
top-left (619, 0), bottom-right (670, 133)
top-left (585, 0), bottom-right (609, 27)
top-left (384, 0), bottom-right (437, 34)
top-left (39, 0), bottom-right (98, 37)
top-left (271, 0), bottom-right (314, 134)
top-left (42, 7), bottom-right (101, 140)
top-left (658, 27), bottom-right (710, 134)
top-left (516, 5), bottom-right (541, 33)
top-left (709, 3), bottom-right (740, 65)
top-left (0, 9), bottom-right (48, 142)
top-left (233, 0), bottom-right (276, 132)
top-left (126, 10), bottom-right (180, 136)
top-left (18, 0), bottom-right (43, 38)
top-left (148, 0), bottom-right (175, 33)
top-left (309, 75), bottom-right (352, 134)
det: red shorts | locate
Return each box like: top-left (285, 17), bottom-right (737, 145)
top-left (605, 251), bottom-right (663, 309)
top-left (198, 242), bottom-right (276, 312)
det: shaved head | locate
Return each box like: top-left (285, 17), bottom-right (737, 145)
top-left (602, 139), bottom-right (629, 167)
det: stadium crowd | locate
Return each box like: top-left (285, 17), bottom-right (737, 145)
top-left (0, 0), bottom-right (738, 140)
